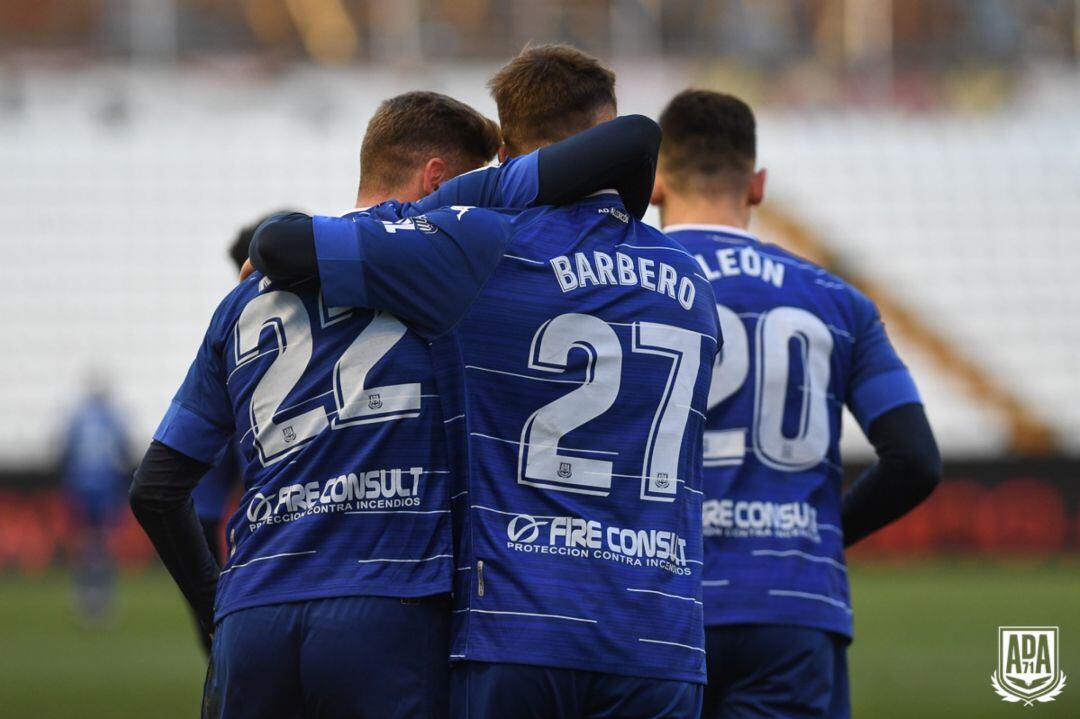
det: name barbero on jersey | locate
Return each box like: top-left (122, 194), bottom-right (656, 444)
top-left (550, 250), bottom-right (698, 310)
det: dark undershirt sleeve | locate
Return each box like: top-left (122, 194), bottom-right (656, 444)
top-left (841, 403), bottom-right (942, 547)
top-left (130, 440), bottom-right (219, 636)
top-left (533, 114), bottom-right (661, 219)
top-left (248, 212), bottom-right (318, 282)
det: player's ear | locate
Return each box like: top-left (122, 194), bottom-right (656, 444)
top-left (497, 144), bottom-right (509, 164)
top-left (748, 168), bottom-right (766, 207)
top-left (650, 173), bottom-right (665, 206)
top-left (422, 157), bottom-right (449, 195)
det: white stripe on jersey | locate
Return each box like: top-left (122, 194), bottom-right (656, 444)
top-left (345, 510), bottom-right (450, 516)
top-left (752, 549), bottom-right (847, 572)
top-left (626, 587), bottom-right (702, 605)
top-left (768, 589), bottom-right (852, 613)
top-left (355, 553), bottom-right (453, 564)
top-left (469, 608), bottom-right (597, 624)
top-left (702, 579), bottom-right (730, 587)
top-left (638, 638), bottom-right (706, 653)
top-left (220, 550), bottom-right (317, 574)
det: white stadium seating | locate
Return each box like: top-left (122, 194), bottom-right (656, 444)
top-left (0, 64), bottom-right (1075, 464)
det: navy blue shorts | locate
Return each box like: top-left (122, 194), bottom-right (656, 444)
top-left (451, 661), bottom-right (702, 719)
top-left (701, 625), bottom-right (849, 719)
top-left (203, 595), bottom-right (451, 719)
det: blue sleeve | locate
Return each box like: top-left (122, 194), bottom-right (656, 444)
top-left (153, 305), bottom-right (235, 465)
top-left (314, 207), bottom-right (514, 339)
top-left (405, 115), bottom-right (662, 219)
top-left (406, 155), bottom-right (539, 215)
top-left (192, 442), bottom-right (238, 521)
top-left (846, 291), bottom-right (922, 433)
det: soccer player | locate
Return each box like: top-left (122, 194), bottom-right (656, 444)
top-left (252, 45), bottom-right (720, 719)
top-left (650, 89), bottom-right (942, 718)
top-left (132, 90), bottom-right (668, 719)
top-left (131, 92), bottom-right (497, 719)
top-left (59, 372), bottom-right (131, 622)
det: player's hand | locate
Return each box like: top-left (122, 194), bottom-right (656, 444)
top-left (239, 259), bottom-right (256, 281)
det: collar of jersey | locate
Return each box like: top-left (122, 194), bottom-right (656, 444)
top-left (662, 223), bottom-right (759, 242)
top-left (578, 188), bottom-right (625, 207)
top-left (342, 192), bottom-right (624, 216)
top-left (340, 203), bottom-right (382, 216)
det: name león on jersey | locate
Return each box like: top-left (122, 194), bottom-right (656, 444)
top-left (550, 249), bottom-right (697, 309)
top-left (693, 245), bottom-right (785, 288)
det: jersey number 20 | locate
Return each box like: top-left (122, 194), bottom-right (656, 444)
top-left (707, 305), bottom-right (833, 471)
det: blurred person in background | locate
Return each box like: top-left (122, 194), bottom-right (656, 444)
top-left (651, 90), bottom-right (942, 719)
top-left (59, 370), bottom-right (132, 623)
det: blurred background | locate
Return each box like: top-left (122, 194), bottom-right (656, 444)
top-left (0, 1), bottom-right (1077, 717)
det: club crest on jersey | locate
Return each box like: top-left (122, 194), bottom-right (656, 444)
top-left (991, 627), bottom-right (1067, 705)
top-left (557, 462), bottom-right (573, 479)
top-left (654, 472), bottom-right (670, 489)
top-left (282, 426), bottom-right (296, 443)
top-left (367, 393), bottom-right (383, 410)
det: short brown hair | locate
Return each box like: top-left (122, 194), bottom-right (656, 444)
top-left (488, 44), bottom-right (617, 156)
top-left (659, 90), bottom-right (756, 195)
top-left (359, 91), bottom-right (500, 195)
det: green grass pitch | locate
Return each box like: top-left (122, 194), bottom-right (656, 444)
top-left (0, 560), bottom-right (1076, 717)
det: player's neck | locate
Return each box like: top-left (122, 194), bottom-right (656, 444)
top-left (355, 191), bottom-right (391, 209)
top-left (660, 193), bottom-right (750, 231)
top-left (356, 183), bottom-right (418, 209)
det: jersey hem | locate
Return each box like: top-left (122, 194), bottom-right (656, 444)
top-left (214, 580), bottom-right (451, 624)
top-left (449, 648), bottom-right (706, 685)
top-left (704, 612), bottom-right (853, 640)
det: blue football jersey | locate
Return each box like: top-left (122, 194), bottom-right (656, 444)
top-left (313, 196), bottom-right (720, 684)
top-left (155, 272), bottom-right (452, 620)
top-left (155, 158), bottom-right (555, 621)
top-left (666, 224), bottom-right (921, 639)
